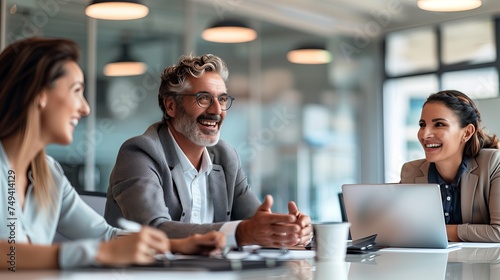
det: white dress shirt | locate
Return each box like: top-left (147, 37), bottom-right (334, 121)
top-left (169, 129), bottom-right (241, 246)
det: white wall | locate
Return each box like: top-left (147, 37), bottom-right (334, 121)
top-left (476, 97), bottom-right (500, 137)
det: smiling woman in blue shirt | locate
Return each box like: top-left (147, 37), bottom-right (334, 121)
top-left (400, 90), bottom-right (500, 243)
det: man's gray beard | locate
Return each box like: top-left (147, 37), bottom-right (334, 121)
top-left (173, 106), bottom-right (220, 147)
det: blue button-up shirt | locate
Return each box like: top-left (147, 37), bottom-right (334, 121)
top-left (428, 158), bottom-right (467, 224)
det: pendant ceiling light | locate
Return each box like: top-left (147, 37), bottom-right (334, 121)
top-left (287, 44), bottom-right (332, 65)
top-left (85, 0), bottom-right (149, 20)
top-left (417, 0), bottom-right (482, 12)
top-left (104, 43), bottom-right (146, 76)
top-left (202, 20), bottom-right (257, 43)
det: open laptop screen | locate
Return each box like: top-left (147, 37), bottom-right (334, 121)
top-left (342, 183), bottom-right (451, 249)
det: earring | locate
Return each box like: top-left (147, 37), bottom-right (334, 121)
top-left (40, 101), bottom-right (46, 109)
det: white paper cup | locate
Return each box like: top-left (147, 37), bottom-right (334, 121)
top-left (313, 222), bottom-right (350, 262)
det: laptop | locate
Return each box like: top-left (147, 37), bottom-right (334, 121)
top-left (342, 183), bottom-right (460, 249)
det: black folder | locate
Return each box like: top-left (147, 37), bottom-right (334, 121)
top-left (133, 257), bottom-right (287, 271)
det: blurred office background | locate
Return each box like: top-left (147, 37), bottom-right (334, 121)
top-left (2, 0), bottom-right (500, 222)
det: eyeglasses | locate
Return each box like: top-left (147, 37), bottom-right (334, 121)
top-left (172, 92), bottom-right (235, 111)
top-left (212, 245), bottom-right (289, 261)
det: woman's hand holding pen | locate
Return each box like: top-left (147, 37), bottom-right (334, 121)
top-left (95, 226), bottom-right (170, 266)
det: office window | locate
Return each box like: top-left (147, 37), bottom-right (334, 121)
top-left (383, 75), bottom-right (438, 183)
top-left (302, 101), bottom-right (358, 221)
top-left (385, 27), bottom-right (438, 77)
top-left (441, 18), bottom-right (496, 65)
top-left (442, 67), bottom-right (499, 99)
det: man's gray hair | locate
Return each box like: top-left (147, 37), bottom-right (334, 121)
top-left (158, 54), bottom-right (228, 121)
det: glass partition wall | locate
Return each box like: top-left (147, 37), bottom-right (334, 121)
top-left (1, 0), bottom-right (366, 222)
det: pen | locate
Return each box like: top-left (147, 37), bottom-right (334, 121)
top-left (117, 218), bottom-right (176, 261)
top-left (117, 218), bottom-right (141, 232)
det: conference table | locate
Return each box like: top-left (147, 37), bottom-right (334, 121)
top-left (1, 243), bottom-right (499, 279)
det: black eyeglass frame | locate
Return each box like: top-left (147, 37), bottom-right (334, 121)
top-left (171, 92), bottom-right (235, 111)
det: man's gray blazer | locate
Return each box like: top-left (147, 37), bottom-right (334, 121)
top-left (104, 122), bottom-right (261, 238)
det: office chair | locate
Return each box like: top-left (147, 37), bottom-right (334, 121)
top-left (53, 191), bottom-right (107, 242)
top-left (78, 190), bottom-right (107, 217)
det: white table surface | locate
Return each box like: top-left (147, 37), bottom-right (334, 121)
top-left (2, 243), bottom-right (499, 280)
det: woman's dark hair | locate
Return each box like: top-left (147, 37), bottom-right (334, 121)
top-left (0, 37), bottom-right (80, 139)
top-left (0, 37), bottom-right (80, 210)
top-left (424, 90), bottom-right (499, 158)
